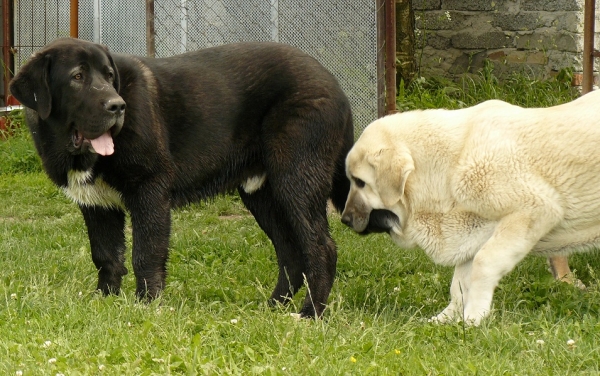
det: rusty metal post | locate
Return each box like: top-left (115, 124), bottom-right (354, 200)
top-left (146, 0), bottom-right (155, 57)
top-left (376, 0), bottom-right (386, 118)
top-left (70, 0), bottom-right (79, 38)
top-left (582, 0), bottom-right (596, 94)
top-left (2, 0), bottom-right (14, 105)
top-left (553, 0), bottom-right (596, 280)
top-left (385, 0), bottom-right (396, 114)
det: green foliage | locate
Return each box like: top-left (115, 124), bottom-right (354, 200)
top-left (397, 63), bottom-right (578, 112)
top-left (0, 109), bottom-right (42, 174)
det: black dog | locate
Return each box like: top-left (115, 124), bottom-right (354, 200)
top-left (9, 38), bottom-right (354, 317)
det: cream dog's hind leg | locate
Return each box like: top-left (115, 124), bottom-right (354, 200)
top-left (548, 256), bottom-right (586, 289)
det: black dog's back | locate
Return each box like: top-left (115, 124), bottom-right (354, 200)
top-left (112, 43), bottom-right (354, 208)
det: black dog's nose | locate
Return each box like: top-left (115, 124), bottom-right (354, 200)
top-left (341, 212), bottom-right (353, 227)
top-left (104, 97), bottom-right (126, 114)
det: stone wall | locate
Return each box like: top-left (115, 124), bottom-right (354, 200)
top-left (412, 0), bottom-right (600, 78)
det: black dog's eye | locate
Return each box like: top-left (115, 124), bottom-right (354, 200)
top-left (354, 178), bottom-right (366, 188)
top-left (107, 71), bottom-right (114, 80)
top-left (73, 73), bottom-right (83, 80)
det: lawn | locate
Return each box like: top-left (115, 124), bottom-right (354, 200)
top-left (1, 68), bottom-right (600, 375)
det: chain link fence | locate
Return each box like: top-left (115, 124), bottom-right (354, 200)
top-left (11, 0), bottom-right (380, 131)
top-left (13, 1), bottom-right (71, 69)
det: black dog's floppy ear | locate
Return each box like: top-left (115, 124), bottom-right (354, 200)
top-left (9, 52), bottom-right (52, 120)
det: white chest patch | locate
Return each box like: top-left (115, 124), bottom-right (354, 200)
top-left (241, 173), bottom-right (267, 194)
top-left (63, 170), bottom-right (124, 209)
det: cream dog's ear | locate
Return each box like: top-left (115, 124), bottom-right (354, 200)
top-left (368, 148), bottom-right (414, 207)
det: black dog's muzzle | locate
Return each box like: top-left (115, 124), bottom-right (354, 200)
top-left (361, 209), bottom-right (400, 234)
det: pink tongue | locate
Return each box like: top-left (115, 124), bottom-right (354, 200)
top-left (89, 132), bottom-right (114, 156)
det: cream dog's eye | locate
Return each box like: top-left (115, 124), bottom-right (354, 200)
top-left (354, 178), bottom-right (365, 188)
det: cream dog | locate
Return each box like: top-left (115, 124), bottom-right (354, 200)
top-left (342, 91), bottom-right (600, 325)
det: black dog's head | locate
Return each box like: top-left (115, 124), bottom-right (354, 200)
top-left (9, 38), bottom-right (125, 156)
top-left (354, 209), bottom-right (400, 235)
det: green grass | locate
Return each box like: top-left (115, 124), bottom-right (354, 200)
top-left (397, 63), bottom-right (579, 111)
top-left (0, 109), bottom-right (42, 175)
top-left (2, 174), bottom-right (600, 375)
top-left (2, 69), bottom-right (600, 375)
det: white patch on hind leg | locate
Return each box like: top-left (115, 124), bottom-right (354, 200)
top-left (241, 173), bottom-right (267, 194)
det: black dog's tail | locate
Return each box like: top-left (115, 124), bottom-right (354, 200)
top-left (329, 113), bottom-right (354, 213)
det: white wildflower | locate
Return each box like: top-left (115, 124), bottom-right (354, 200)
top-left (99, 364), bottom-right (106, 371)
top-left (15, 371), bottom-right (23, 376)
top-left (48, 358), bottom-right (57, 364)
top-left (10, 293), bottom-right (17, 299)
top-left (230, 318), bottom-right (238, 324)
top-left (536, 339), bottom-right (545, 345)
top-left (43, 340), bottom-right (52, 348)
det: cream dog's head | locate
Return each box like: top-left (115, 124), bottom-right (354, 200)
top-left (341, 121), bottom-right (414, 237)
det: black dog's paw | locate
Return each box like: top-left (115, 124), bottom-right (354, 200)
top-left (299, 304), bottom-right (324, 319)
top-left (135, 276), bottom-right (165, 302)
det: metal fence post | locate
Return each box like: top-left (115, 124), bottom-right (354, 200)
top-left (385, 0), bottom-right (396, 114)
top-left (70, 0), bottom-right (79, 38)
top-left (180, 0), bottom-right (187, 53)
top-left (2, 0), bottom-right (14, 105)
top-left (377, 0), bottom-right (386, 118)
top-left (93, 0), bottom-right (101, 43)
top-left (146, 0), bottom-right (155, 57)
top-left (270, 0), bottom-right (279, 42)
top-left (582, 0), bottom-right (597, 94)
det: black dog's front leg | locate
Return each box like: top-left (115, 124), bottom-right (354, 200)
top-left (80, 205), bottom-right (128, 295)
top-left (124, 186), bottom-right (172, 300)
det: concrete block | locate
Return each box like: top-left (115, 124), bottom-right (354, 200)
top-left (448, 50), bottom-right (488, 75)
top-left (515, 31), bottom-right (580, 52)
top-left (505, 50), bottom-right (528, 63)
top-left (418, 46), bottom-right (463, 77)
top-left (551, 12), bottom-right (584, 33)
top-left (485, 49), bottom-right (548, 65)
top-left (442, 0), bottom-right (507, 11)
top-left (491, 12), bottom-right (546, 31)
top-left (487, 50), bottom-right (507, 61)
top-left (488, 60), bottom-right (547, 78)
top-left (426, 33), bottom-right (453, 49)
top-left (546, 50), bottom-right (582, 71)
top-left (413, 0), bottom-right (441, 10)
top-left (452, 31), bottom-right (514, 49)
top-left (417, 11), bottom-right (470, 30)
top-left (521, 0), bottom-right (582, 12)
top-left (526, 51), bottom-right (549, 64)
